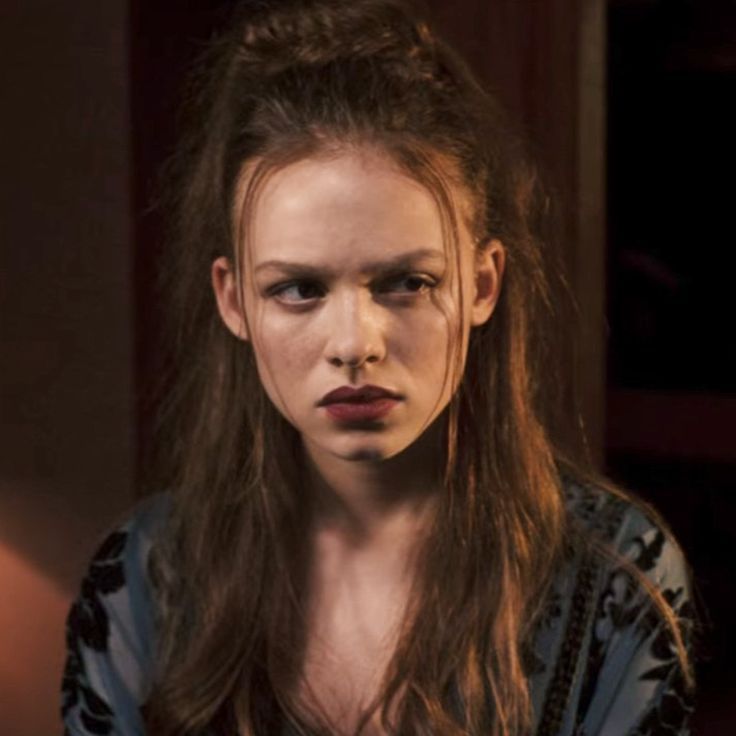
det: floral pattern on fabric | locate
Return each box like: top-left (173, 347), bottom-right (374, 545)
top-left (629, 586), bottom-right (696, 735)
top-left (61, 531), bottom-right (128, 734)
top-left (60, 489), bottom-right (695, 736)
top-left (568, 491), bottom-right (695, 736)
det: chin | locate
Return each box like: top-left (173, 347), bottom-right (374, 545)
top-left (342, 447), bottom-right (388, 461)
top-left (331, 432), bottom-right (417, 463)
top-left (329, 435), bottom-right (391, 461)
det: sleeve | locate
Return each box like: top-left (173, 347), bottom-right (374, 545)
top-left (61, 501), bottom-right (160, 736)
top-left (576, 506), bottom-right (696, 736)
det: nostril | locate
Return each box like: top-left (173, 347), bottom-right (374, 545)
top-left (327, 353), bottom-right (380, 368)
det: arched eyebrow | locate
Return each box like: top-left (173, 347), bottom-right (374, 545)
top-left (254, 248), bottom-right (447, 278)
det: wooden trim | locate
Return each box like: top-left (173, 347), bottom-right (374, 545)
top-left (575, 0), bottom-right (607, 464)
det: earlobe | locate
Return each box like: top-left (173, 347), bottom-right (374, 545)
top-left (211, 256), bottom-right (249, 341)
top-left (471, 239), bottom-right (505, 327)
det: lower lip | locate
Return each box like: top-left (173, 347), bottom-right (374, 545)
top-left (323, 398), bottom-right (399, 422)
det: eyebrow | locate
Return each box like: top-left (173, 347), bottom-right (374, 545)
top-left (254, 248), bottom-right (447, 277)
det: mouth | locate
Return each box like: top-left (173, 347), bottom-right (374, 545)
top-left (317, 384), bottom-right (403, 422)
top-left (317, 384), bottom-right (402, 406)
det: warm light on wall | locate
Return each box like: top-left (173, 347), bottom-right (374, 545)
top-left (0, 541), bottom-right (70, 736)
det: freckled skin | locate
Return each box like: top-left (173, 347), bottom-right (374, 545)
top-left (213, 148), bottom-right (502, 467)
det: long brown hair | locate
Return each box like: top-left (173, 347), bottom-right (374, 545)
top-left (143, 1), bottom-right (693, 734)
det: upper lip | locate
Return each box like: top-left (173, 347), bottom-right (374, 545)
top-left (317, 384), bottom-right (403, 406)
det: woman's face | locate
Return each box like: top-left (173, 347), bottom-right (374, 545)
top-left (213, 148), bottom-right (503, 464)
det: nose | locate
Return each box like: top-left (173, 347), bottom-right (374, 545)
top-left (324, 289), bottom-right (386, 369)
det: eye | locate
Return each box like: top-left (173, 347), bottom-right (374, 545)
top-left (375, 273), bottom-right (439, 296)
top-left (268, 280), bottom-right (325, 304)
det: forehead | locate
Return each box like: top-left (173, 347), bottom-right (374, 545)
top-left (234, 149), bottom-right (474, 268)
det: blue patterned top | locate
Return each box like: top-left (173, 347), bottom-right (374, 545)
top-left (61, 484), bottom-right (695, 735)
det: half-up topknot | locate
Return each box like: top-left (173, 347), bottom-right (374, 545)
top-left (182, 0), bottom-right (516, 257)
top-left (234, 0), bottom-right (440, 76)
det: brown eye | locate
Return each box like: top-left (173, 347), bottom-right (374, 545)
top-left (270, 280), bottom-right (325, 303)
top-left (403, 276), bottom-right (432, 292)
top-left (376, 273), bottom-right (438, 295)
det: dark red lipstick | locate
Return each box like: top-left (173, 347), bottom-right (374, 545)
top-left (318, 385), bottom-right (402, 422)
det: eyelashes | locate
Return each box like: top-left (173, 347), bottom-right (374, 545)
top-left (267, 280), bottom-right (326, 303)
top-left (377, 273), bottom-right (439, 295)
top-left (265, 273), bottom-right (441, 306)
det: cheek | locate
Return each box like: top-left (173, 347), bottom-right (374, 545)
top-left (418, 298), bottom-right (466, 389)
top-left (249, 311), bottom-right (322, 392)
top-left (388, 302), bottom-right (457, 375)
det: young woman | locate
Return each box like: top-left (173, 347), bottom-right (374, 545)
top-left (61, 1), bottom-right (695, 734)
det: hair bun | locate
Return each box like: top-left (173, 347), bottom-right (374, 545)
top-left (235, 0), bottom-right (436, 76)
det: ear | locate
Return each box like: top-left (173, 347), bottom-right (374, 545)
top-left (211, 256), bottom-right (249, 341)
top-left (470, 238), bottom-right (505, 327)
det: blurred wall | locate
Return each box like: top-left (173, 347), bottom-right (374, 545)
top-left (0, 2), bottom-right (133, 734)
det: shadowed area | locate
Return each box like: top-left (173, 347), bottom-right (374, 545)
top-left (1, 1), bottom-right (134, 734)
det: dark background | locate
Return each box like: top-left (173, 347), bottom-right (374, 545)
top-left (606, 1), bottom-right (736, 731)
top-left (1, 0), bottom-right (733, 733)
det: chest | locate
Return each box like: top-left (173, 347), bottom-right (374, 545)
top-left (296, 568), bottom-right (410, 734)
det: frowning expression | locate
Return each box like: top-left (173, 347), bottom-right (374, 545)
top-left (212, 148), bottom-right (503, 464)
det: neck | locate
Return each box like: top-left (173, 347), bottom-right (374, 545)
top-left (302, 424), bottom-right (444, 545)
